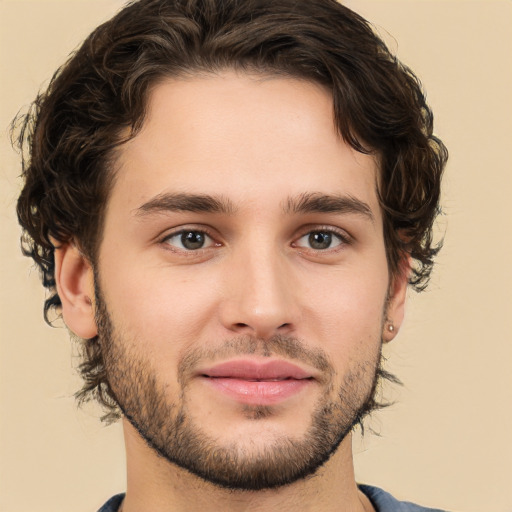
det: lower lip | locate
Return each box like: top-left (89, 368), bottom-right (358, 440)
top-left (202, 377), bottom-right (312, 405)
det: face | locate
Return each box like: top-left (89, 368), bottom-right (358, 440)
top-left (78, 72), bottom-right (406, 490)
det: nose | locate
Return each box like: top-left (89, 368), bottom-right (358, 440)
top-left (219, 245), bottom-right (298, 339)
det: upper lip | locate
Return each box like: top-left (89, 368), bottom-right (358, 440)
top-left (198, 359), bottom-right (313, 381)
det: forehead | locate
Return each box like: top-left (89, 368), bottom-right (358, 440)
top-left (110, 71), bottom-right (380, 218)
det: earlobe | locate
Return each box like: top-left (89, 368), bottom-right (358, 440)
top-left (382, 256), bottom-right (410, 343)
top-left (53, 241), bottom-right (97, 339)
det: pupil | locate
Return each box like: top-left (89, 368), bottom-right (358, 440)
top-left (182, 231), bottom-right (205, 250)
top-left (309, 232), bottom-right (331, 250)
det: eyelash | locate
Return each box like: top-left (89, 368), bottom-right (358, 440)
top-left (159, 226), bottom-right (352, 254)
top-left (160, 227), bottom-right (218, 253)
top-left (292, 226), bottom-right (351, 252)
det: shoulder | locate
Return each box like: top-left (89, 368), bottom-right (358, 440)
top-left (359, 484), bottom-right (449, 512)
top-left (97, 493), bottom-right (125, 512)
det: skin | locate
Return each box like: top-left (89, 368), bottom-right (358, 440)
top-left (55, 71), bottom-right (407, 512)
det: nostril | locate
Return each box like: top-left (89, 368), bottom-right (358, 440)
top-left (226, 317), bottom-right (294, 337)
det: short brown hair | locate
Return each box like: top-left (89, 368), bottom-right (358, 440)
top-left (14, 0), bottom-right (447, 415)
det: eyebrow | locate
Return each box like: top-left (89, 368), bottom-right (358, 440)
top-left (283, 192), bottom-right (374, 222)
top-left (134, 191), bottom-right (374, 222)
top-left (135, 192), bottom-right (236, 217)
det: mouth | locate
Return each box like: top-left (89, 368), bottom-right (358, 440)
top-left (197, 359), bottom-right (315, 405)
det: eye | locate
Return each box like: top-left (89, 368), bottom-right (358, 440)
top-left (163, 230), bottom-right (215, 251)
top-left (295, 230), bottom-right (347, 251)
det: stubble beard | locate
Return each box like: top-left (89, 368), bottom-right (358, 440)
top-left (94, 285), bottom-right (384, 491)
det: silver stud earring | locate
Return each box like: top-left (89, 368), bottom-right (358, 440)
top-left (387, 323), bottom-right (395, 333)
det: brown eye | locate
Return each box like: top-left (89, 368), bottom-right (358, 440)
top-left (163, 230), bottom-right (213, 251)
top-left (308, 232), bottom-right (332, 250)
top-left (295, 230), bottom-right (345, 250)
top-left (181, 231), bottom-right (206, 250)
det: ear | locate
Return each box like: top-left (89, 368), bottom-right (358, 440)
top-left (382, 255), bottom-right (410, 343)
top-left (53, 242), bottom-right (97, 339)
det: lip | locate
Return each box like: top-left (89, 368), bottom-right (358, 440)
top-left (197, 359), bottom-right (314, 405)
top-left (200, 359), bottom-right (313, 380)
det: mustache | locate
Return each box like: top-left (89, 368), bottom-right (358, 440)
top-left (178, 334), bottom-right (335, 386)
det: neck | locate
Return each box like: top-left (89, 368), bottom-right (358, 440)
top-left (120, 420), bottom-right (373, 512)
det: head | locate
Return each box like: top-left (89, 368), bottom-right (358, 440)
top-left (15, 0), bottom-right (447, 491)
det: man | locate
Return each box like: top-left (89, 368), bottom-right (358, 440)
top-left (14, 0), bottom-right (448, 510)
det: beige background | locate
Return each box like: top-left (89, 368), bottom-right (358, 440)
top-left (1, 1), bottom-right (511, 511)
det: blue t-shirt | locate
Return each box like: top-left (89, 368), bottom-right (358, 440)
top-left (359, 485), bottom-right (447, 511)
top-left (97, 485), bottom-right (448, 511)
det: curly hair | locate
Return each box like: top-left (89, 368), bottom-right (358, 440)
top-left (14, 0), bottom-right (447, 417)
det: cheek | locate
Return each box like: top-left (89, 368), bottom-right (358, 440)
top-left (100, 262), bottom-right (221, 351)
top-left (299, 263), bottom-right (388, 357)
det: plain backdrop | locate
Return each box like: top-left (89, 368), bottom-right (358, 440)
top-left (1, 1), bottom-right (511, 511)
